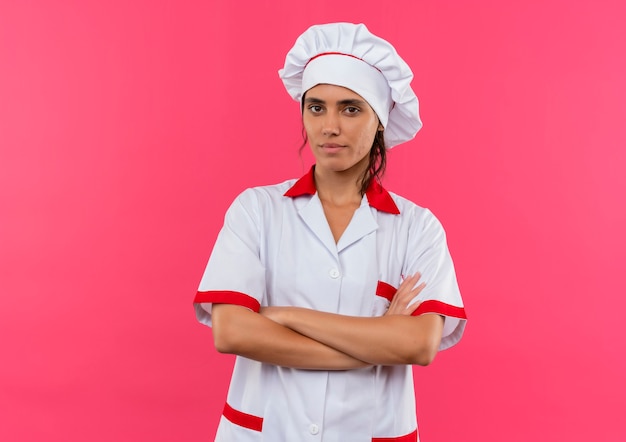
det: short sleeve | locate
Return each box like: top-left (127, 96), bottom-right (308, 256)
top-left (404, 209), bottom-right (466, 350)
top-left (193, 189), bottom-right (266, 327)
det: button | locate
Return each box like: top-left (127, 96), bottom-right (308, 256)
top-left (309, 423), bottom-right (320, 435)
top-left (329, 268), bottom-right (340, 279)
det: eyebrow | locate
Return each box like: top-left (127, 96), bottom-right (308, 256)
top-left (304, 97), bottom-right (368, 106)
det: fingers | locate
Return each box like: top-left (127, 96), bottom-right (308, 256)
top-left (398, 273), bottom-right (426, 298)
top-left (385, 273), bottom-right (427, 316)
top-left (398, 272), bottom-right (421, 290)
top-left (410, 281), bottom-right (426, 297)
top-left (403, 298), bottom-right (422, 315)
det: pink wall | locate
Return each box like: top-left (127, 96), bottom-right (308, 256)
top-left (1, 1), bottom-right (624, 441)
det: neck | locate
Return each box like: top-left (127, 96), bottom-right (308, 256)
top-left (314, 165), bottom-right (368, 207)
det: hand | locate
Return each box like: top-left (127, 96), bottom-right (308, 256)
top-left (385, 273), bottom-right (426, 316)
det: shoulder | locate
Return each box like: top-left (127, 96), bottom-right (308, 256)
top-left (234, 178), bottom-right (298, 204)
top-left (385, 191), bottom-right (448, 240)
top-left (387, 191), bottom-right (436, 222)
top-left (220, 179), bottom-right (300, 232)
top-left (248, 178), bottom-right (299, 199)
top-left (228, 178), bottom-right (300, 216)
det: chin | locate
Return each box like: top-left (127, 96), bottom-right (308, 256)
top-left (318, 161), bottom-right (367, 177)
top-left (315, 158), bottom-right (351, 171)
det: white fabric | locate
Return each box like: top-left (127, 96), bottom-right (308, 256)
top-left (302, 54), bottom-right (393, 129)
top-left (195, 178), bottom-right (466, 441)
top-left (279, 22), bottom-right (423, 148)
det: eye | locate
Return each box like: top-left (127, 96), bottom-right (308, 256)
top-left (307, 104), bottom-right (324, 114)
top-left (343, 106), bottom-right (360, 115)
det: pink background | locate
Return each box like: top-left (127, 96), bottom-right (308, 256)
top-left (1, 1), bottom-right (625, 441)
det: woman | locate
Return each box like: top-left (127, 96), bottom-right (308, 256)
top-left (194, 23), bottom-right (466, 441)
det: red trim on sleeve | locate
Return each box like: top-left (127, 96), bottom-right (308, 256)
top-left (372, 429), bottom-right (418, 442)
top-left (411, 300), bottom-right (467, 319)
top-left (284, 166), bottom-right (400, 214)
top-left (376, 280), bottom-right (397, 302)
top-left (194, 290), bottom-right (261, 313)
top-left (223, 402), bottom-right (263, 432)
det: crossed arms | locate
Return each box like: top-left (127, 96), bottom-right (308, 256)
top-left (211, 273), bottom-right (444, 369)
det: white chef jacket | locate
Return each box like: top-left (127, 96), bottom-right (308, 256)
top-left (194, 167), bottom-right (466, 442)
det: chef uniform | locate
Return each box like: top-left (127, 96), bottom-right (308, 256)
top-left (194, 23), bottom-right (467, 442)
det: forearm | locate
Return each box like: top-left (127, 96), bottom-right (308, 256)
top-left (274, 308), bottom-right (444, 366)
top-left (211, 304), bottom-right (369, 370)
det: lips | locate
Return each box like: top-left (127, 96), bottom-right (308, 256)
top-left (320, 143), bottom-right (345, 153)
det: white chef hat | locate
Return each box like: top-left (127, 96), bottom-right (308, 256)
top-left (278, 22), bottom-right (422, 148)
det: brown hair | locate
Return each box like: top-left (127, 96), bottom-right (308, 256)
top-left (360, 129), bottom-right (387, 194)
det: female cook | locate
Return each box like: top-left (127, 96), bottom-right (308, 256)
top-left (194, 22), bottom-right (467, 441)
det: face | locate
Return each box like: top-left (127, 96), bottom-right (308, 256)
top-left (303, 84), bottom-right (381, 175)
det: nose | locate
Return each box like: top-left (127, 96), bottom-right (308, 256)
top-left (322, 111), bottom-right (340, 136)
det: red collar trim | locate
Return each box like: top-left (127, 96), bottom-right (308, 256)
top-left (283, 167), bottom-right (317, 197)
top-left (284, 166), bottom-right (400, 215)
